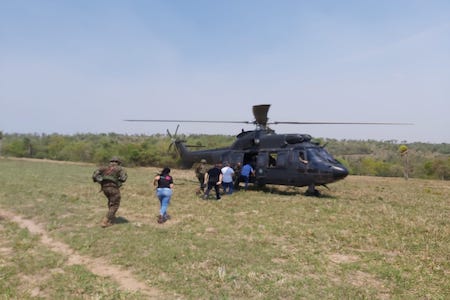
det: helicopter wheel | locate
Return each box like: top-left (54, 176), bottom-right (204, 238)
top-left (256, 182), bottom-right (266, 188)
top-left (305, 184), bottom-right (321, 197)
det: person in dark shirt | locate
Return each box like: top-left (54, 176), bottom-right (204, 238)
top-left (203, 163), bottom-right (223, 200)
top-left (153, 167), bottom-right (174, 223)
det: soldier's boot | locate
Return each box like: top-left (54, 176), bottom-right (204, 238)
top-left (101, 217), bottom-right (113, 228)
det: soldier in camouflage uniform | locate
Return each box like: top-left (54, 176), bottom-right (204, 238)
top-left (92, 157), bottom-right (128, 227)
top-left (233, 162), bottom-right (242, 190)
top-left (194, 159), bottom-right (209, 194)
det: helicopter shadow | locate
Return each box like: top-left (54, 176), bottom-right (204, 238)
top-left (245, 185), bottom-right (337, 198)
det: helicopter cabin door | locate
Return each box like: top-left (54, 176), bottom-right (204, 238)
top-left (255, 151), bottom-right (288, 185)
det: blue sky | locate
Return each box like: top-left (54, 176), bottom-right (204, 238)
top-left (1, 0), bottom-right (449, 143)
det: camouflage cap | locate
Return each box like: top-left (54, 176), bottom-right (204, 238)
top-left (200, 159), bottom-right (207, 163)
top-left (110, 156), bottom-right (122, 164)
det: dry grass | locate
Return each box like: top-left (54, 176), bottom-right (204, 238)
top-left (0, 157), bottom-right (449, 299)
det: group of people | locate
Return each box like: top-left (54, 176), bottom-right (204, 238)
top-left (195, 159), bottom-right (255, 200)
top-left (92, 157), bottom-right (256, 227)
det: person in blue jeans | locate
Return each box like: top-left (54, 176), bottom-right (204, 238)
top-left (239, 163), bottom-right (255, 191)
top-left (153, 167), bottom-right (174, 224)
top-left (221, 162), bottom-right (235, 194)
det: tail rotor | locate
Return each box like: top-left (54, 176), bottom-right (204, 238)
top-left (167, 124), bottom-right (180, 140)
top-left (167, 125), bottom-right (186, 153)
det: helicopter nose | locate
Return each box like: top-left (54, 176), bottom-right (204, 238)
top-left (331, 165), bottom-right (349, 180)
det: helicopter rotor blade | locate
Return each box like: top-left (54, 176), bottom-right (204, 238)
top-left (271, 121), bottom-right (413, 125)
top-left (124, 103), bottom-right (413, 128)
top-left (125, 119), bottom-right (253, 124)
top-left (126, 119), bottom-right (413, 126)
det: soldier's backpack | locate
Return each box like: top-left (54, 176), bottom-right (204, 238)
top-left (92, 165), bottom-right (123, 186)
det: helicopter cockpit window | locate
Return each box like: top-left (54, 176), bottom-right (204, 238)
top-left (317, 148), bottom-right (338, 163)
top-left (306, 148), bottom-right (338, 164)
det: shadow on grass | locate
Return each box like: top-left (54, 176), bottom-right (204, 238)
top-left (236, 185), bottom-right (337, 198)
top-left (115, 216), bottom-right (130, 224)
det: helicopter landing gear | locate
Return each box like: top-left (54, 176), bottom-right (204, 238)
top-left (305, 184), bottom-right (321, 197)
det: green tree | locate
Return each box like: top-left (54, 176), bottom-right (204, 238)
top-left (432, 157), bottom-right (450, 180)
top-left (3, 139), bottom-right (27, 157)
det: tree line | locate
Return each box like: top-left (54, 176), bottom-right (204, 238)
top-left (1, 132), bottom-right (449, 180)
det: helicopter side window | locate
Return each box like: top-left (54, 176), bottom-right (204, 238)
top-left (269, 152), bottom-right (277, 168)
top-left (299, 151), bottom-right (308, 164)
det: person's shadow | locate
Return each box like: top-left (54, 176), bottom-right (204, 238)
top-left (115, 216), bottom-right (130, 224)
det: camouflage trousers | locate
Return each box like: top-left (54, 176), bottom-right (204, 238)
top-left (102, 185), bottom-right (121, 223)
top-left (198, 174), bottom-right (206, 189)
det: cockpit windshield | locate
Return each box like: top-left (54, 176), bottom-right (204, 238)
top-left (306, 147), bottom-right (338, 164)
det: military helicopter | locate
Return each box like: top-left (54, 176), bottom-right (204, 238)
top-left (126, 104), bottom-right (410, 196)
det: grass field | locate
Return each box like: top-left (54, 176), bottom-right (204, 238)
top-left (0, 157), bottom-right (449, 299)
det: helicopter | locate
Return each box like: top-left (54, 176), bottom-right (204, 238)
top-left (126, 104), bottom-right (410, 196)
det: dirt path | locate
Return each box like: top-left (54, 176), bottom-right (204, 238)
top-left (0, 208), bottom-right (166, 299)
